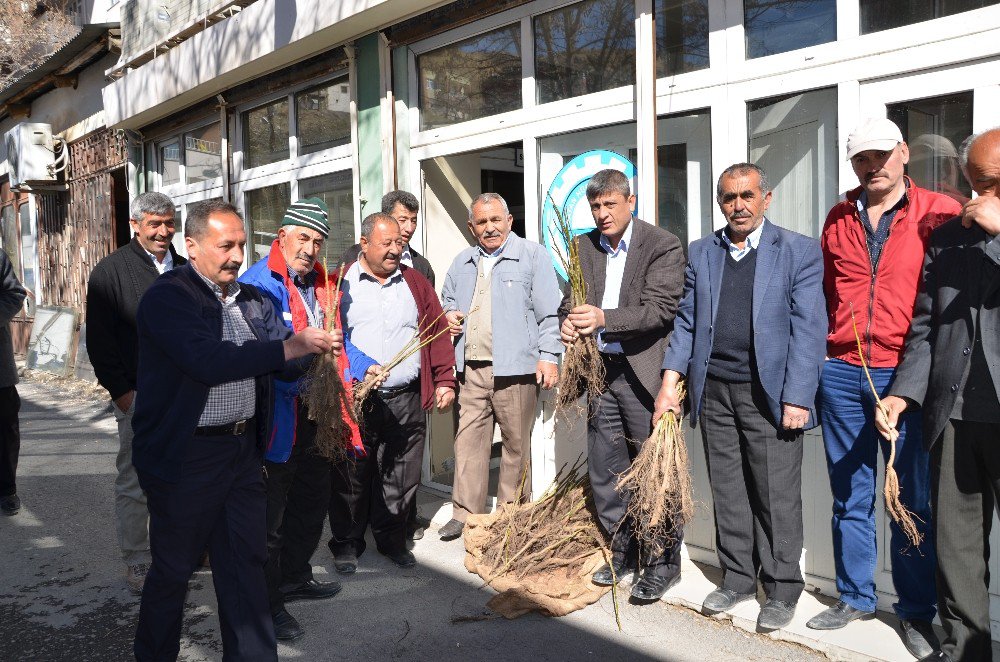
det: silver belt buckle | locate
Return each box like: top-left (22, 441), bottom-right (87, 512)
top-left (233, 420), bottom-right (247, 435)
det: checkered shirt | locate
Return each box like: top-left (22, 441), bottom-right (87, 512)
top-left (195, 270), bottom-right (257, 425)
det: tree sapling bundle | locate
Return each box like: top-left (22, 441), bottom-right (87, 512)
top-left (548, 196), bottom-right (604, 415)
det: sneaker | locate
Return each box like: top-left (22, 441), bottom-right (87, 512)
top-left (1, 494), bottom-right (20, 516)
top-left (126, 563), bottom-right (150, 595)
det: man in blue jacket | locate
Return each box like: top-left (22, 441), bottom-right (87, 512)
top-left (240, 198), bottom-right (378, 641)
top-left (655, 163), bottom-right (826, 631)
top-left (437, 193), bottom-right (562, 541)
top-left (131, 200), bottom-right (338, 661)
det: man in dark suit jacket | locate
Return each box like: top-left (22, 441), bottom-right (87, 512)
top-left (878, 128), bottom-right (1000, 662)
top-left (0, 249), bottom-right (25, 518)
top-left (131, 201), bottom-right (336, 661)
top-left (558, 168), bottom-right (686, 602)
top-left (86, 191), bottom-right (186, 594)
top-left (341, 189), bottom-right (435, 285)
top-left (656, 163), bottom-right (826, 630)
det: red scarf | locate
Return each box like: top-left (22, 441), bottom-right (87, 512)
top-left (267, 241), bottom-right (363, 455)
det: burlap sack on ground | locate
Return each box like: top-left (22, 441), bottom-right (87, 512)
top-left (463, 510), bottom-right (611, 619)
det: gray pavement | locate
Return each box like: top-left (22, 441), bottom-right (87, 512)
top-left (0, 377), bottom-right (823, 661)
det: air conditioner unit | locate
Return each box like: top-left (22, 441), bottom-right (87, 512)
top-left (4, 123), bottom-right (56, 189)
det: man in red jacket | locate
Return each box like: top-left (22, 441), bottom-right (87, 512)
top-left (808, 118), bottom-right (960, 659)
top-left (328, 213), bottom-right (456, 572)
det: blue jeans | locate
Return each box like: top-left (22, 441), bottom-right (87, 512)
top-left (819, 359), bottom-right (936, 621)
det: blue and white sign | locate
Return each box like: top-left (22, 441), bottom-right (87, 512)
top-left (542, 150), bottom-right (637, 280)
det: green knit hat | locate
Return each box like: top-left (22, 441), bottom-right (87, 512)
top-left (281, 198), bottom-right (329, 237)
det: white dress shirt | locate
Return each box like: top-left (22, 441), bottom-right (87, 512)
top-left (721, 221), bottom-right (764, 262)
top-left (597, 220), bottom-right (635, 354)
top-left (144, 248), bottom-right (174, 275)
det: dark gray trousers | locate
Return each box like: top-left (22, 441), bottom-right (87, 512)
top-left (588, 354), bottom-right (682, 576)
top-left (0, 385), bottom-right (20, 497)
top-left (700, 376), bottom-right (804, 603)
top-left (328, 386), bottom-right (424, 558)
top-left (931, 419), bottom-right (1000, 662)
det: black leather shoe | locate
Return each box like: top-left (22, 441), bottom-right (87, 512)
top-left (281, 579), bottom-right (342, 603)
top-left (630, 571), bottom-right (680, 602)
top-left (757, 599), bottom-right (797, 630)
top-left (592, 557), bottom-right (632, 586)
top-left (1, 494), bottom-right (20, 516)
top-left (272, 608), bottom-right (304, 641)
top-left (333, 552), bottom-right (358, 575)
top-left (383, 549), bottom-right (416, 568)
top-left (702, 588), bottom-right (756, 613)
top-left (806, 601), bottom-right (875, 630)
top-left (900, 619), bottom-right (940, 659)
top-left (408, 521), bottom-right (426, 541)
top-left (438, 518), bottom-right (464, 541)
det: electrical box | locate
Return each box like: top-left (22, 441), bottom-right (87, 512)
top-left (4, 123), bottom-right (56, 188)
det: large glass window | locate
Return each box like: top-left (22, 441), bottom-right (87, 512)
top-left (534, 0), bottom-right (636, 104)
top-left (299, 172), bottom-right (355, 268)
top-left (748, 87), bottom-right (839, 239)
top-left (243, 98), bottom-right (290, 169)
top-left (744, 0), bottom-right (836, 59)
top-left (418, 25), bottom-right (522, 130)
top-left (245, 183), bottom-right (290, 262)
top-left (861, 0), bottom-right (999, 34)
top-left (656, 0), bottom-right (709, 77)
top-left (888, 92), bottom-right (973, 204)
top-left (159, 139), bottom-right (180, 186)
top-left (655, 110), bottom-right (713, 249)
top-left (184, 123), bottom-right (222, 185)
top-left (296, 78), bottom-right (351, 155)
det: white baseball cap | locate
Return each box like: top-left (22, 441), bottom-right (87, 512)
top-left (846, 118), bottom-right (904, 160)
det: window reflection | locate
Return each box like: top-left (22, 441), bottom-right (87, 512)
top-left (656, 0), bottom-right (709, 77)
top-left (184, 123), bottom-right (222, 185)
top-left (159, 139), bottom-right (180, 186)
top-left (861, 0), bottom-right (999, 34)
top-left (296, 78), bottom-right (351, 155)
top-left (245, 183), bottom-right (290, 262)
top-left (299, 171), bottom-right (355, 268)
top-left (243, 99), bottom-right (290, 169)
top-left (418, 25), bottom-right (521, 130)
top-left (744, 0), bottom-right (836, 59)
top-left (534, 0), bottom-right (636, 104)
top-left (888, 92), bottom-right (973, 204)
top-left (748, 87), bottom-right (839, 239)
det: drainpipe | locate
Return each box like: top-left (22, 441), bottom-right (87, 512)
top-left (217, 94), bottom-right (231, 202)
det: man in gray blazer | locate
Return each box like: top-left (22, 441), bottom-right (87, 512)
top-left (558, 168), bottom-right (686, 602)
top-left (878, 127), bottom-right (1000, 661)
top-left (438, 193), bottom-right (562, 541)
top-left (655, 163), bottom-right (826, 630)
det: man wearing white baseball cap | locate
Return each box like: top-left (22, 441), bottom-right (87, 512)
top-left (809, 117), bottom-right (961, 658)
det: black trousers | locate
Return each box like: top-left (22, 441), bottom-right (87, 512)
top-left (264, 405), bottom-right (328, 613)
top-left (588, 355), bottom-right (682, 577)
top-left (0, 385), bottom-right (20, 497)
top-left (700, 376), bottom-right (804, 603)
top-left (931, 419), bottom-right (1000, 662)
top-left (329, 386), bottom-right (424, 557)
top-left (135, 427), bottom-right (275, 662)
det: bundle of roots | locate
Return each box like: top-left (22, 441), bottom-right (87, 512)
top-left (547, 195), bottom-right (605, 415)
top-left (616, 382), bottom-right (694, 553)
top-left (851, 306), bottom-right (923, 547)
top-left (299, 354), bottom-right (355, 463)
top-left (478, 462), bottom-right (607, 586)
top-left (299, 262), bottom-right (356, 463)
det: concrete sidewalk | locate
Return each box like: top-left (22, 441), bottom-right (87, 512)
top-left (0, 375), bottom-right (940, 661)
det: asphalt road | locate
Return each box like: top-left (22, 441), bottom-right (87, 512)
top-left (0, 377), bottom-right (824, 662)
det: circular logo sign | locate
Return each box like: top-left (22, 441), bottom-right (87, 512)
top-left (542, 150), bottom-right (637, 280)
